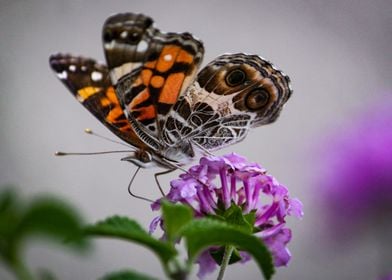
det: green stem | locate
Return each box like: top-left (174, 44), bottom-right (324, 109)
top-left (166, 257), bottom-right (189, 280)
top-left (217, 246), bottom-right (234, 280)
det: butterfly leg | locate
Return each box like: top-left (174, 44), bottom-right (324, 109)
top-left (128, 167), bottom-right (154, 203)
top-left (154, 168), bottom-right (177, 196)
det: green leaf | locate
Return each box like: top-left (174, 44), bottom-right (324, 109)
top-left (0, 189), bottom-right (20, 244)
top-left (243, 211), bottom-right (257, 232)
top-left (161, 202), bottom-right (193, 243)
top-left (84, 216), bottom-right (176, 263)
top-left (181, 218), bottom-right (275, 280)
top-left (0, 188), bottom-right (88, 280)
top-left (37, 268), bottom-right (57, 280)
top-left (223, 204), bottom-right (253, 233)
top-left (0, 191), bottom-right (87, 262)
top-left (15, 198), bottom-right (87, 249)
top-left (0, 188), bottom-right (17, 213)
top-left (210, 247), bottom-right (242, 265)
top-left (100, 269), bottom-right (158, 280)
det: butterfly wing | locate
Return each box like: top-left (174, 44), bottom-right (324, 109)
top-left (102, 13), bottom-right (204, 150)
top-left (49, 53), bottom-right (146, 148)
top-left (163, 53), bottom-right (292, 151)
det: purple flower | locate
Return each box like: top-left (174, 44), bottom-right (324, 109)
top-left (319, 97), bottom-right (392, 238)
top-left (150, 153), bottom-right (303, 278)
top-left (195, 250), bottom-right (218, 279)
top-left (318, 97), bottom-right (392, 278)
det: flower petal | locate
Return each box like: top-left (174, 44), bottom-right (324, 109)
top-left (287, 198), bottom-right (304, 218)
top-left (196, 250), bottom-right (218, 279)
top-left (149, 216), bottom-right (161, 234)
top-left (263, 228), bottom-right (292, 266)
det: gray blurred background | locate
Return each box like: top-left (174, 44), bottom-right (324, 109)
top-left (0, 0), bottom-right (391, 279)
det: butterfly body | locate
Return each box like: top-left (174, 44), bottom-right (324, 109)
top-left (50, 13), bottom-right (292, 169)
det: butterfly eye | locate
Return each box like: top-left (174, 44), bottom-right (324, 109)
top-left (139, 150), bottom-right (152, 163)
top-left (246, 88), bottom-right (270, 111)
top-left (225, 69), bottom-right (246, 87)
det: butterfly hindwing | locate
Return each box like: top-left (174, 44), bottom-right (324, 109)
top-left (102, 13), bottom-right (204, 145)
top-left (49, 54), bottom-right (146, 148)
top-left (163, 53), bottom-right (292, 151)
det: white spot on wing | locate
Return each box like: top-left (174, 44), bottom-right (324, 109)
top-left (69, 65), bottom-right (76, 72)
top-left (104, 41), bottom-right (115, 50)
top-left (137, 40), bottom-right (148, 52)
top-left (76, 95), bottom-right (84, 102)
top-left (57, 71), bottom-right (67, 79)
top-left (120, 31), bottom-right (128, 38)
top-left (91, 71), bottom-right (103, 81)
top-left (164, 54), bottom-right (172, 61)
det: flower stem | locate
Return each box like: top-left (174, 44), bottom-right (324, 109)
top-left (217, 245), bottom-right (234, 280)
top-left (166, 257), bottom-right (189, 280)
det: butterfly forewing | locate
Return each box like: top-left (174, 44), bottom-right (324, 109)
top-left (102, 13), bottom-right (204, 146)
top-left (49, 54), bottom-right (146, 148)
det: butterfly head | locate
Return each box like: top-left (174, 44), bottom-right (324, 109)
top-left (121, 148), bottom-right (184, 169)
top-left (121, 149), bottom-right (156, 168)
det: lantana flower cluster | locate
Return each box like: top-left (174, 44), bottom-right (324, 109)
top-left (150, 153), bottom-right (303, 278)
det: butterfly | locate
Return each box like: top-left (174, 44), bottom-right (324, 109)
top-left (49, 12), bottom-right (292, 171)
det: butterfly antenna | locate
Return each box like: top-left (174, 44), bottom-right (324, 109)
top-left (55, 150), bottom-right (134, 156)
top-left (84, 128), bottom-right (132, 148)
top-left (128, 167), bottom-right (154, 203)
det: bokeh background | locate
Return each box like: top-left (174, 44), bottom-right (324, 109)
top-left (0, 0), bottom-right (391, 279)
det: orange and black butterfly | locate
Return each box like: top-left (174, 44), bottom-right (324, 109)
top-left (50, 13), bottom-right (292, 170)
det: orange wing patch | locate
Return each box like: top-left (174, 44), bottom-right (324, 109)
top-left (156, 45), bottom-right (181, 72)
top-left (150, 75), bottom-right (165, 88)
top-left (134, 104), bottom-right (156, 121)
top-left (77, 86), bottom-right (101, 102)
top-left (125, 45), bottom-right (197, 126)
top-left (159, 72), bottom-right (185, 104)
top-left (176, 49), bottom-right (194, 64)
top-left (141, 69), bottom-right (153, 85)
top-left (98, 86), bottom-right (133, 133)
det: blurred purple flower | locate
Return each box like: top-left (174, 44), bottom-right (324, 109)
top-left (150, 153), bottom-right (303, 279)
top-left (318, 97), bottom-right (392, 278)
top-left (319, 98), bottom-right (392, 237)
